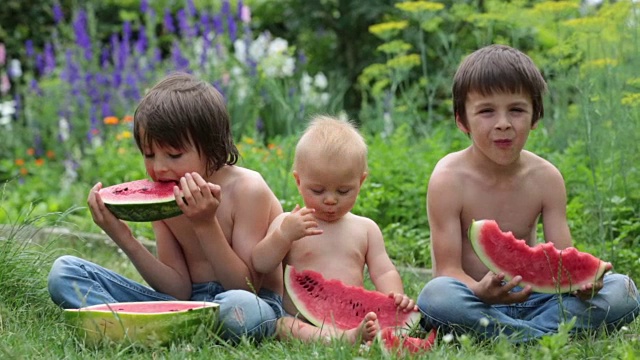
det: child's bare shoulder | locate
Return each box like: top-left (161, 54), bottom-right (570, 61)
top-left (429, 150), bottom-right (469, 186)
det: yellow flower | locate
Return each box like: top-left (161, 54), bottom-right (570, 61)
top-left (103, 116), bottom-right (119, 125)
top-left (621, 93), bottom-right (640, 107)
top-left (369, 21), bottom-right (409, 40)
top-left (395, 1), bottom-right (445, 13)
top-left (243, 137), bottom-right (255, 145)
top-left (532, 1), bottom-right (579, 14)
top-left (581, 58), bottom-right (618, 72)
top-left (386, 54), bottom-right (421, 71)
top-left (117, 130), bottom-right (132, 140)
top-left (377, 40), bottom-right (413, 55)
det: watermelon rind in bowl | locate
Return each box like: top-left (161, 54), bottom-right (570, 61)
top-left (99, 179), bottom-right (183, 222)
top-left (64, 300), bottom-right (219, 346)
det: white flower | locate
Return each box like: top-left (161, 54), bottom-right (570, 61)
top-left (233, 39), bottom-right (247, 64)
top-left (442, 333), bottom-right (454, 343)
top-left (58, 117), bottom-right (70, 142)
top-left (248, 33), bottom-right (270, 62)
top-left (267, 38), bottom-right (289, 55)
top-left (281, 57), bottom-right (295, 77)
top-left (479, 317), bottom-right (490, 327)
top-left (0, 100), bottom-right (15, 126)
top-left (9, 59), bottom-right (22, 78)
top-left (314, 72), bottom-right (328, 89)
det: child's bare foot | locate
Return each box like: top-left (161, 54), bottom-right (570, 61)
top-left (344, 311), bottom-right (379, 344)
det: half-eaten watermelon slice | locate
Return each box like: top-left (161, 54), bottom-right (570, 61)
top-left (64, 301), bottom-right (219, 346)
top-left (284, 265), bottom-right (421, 331)
top-left (378, 327), bottom-right (437, 357)
top-left (99, 179), bottom-right (182, 222)
top-left (469, 219), bottom-right (609, 293)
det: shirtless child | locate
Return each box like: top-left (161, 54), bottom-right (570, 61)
top-left (252, 115), bottom-right (415, 344)
top-left (48, 72), bottom-right (284, 343)
top-left (417, 44), bottom-right (639, 342)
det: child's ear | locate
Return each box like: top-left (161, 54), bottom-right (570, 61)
top-left (455, 114), bottom-right (470, 134)
top-left (293, 170), bottom-right (301, 186)
top-left (360, 172), bottom-right (368, 186)
top-left (531, 120), bottom-right (539, 130)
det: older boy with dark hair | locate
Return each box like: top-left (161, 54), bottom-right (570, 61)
top-left (48, 72), bottom-right (284, 343)
top-left (418, 44), bottom-right (639, 342)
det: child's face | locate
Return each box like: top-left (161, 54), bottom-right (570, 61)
top-left (142, 138), bottom-right (207, 183)
top-left (294, 156), bottom-right (366, 223)
top-left (457, 91), bottom-right (537, 166)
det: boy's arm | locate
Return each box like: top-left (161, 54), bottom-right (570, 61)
top-left (252, 214), bottom-right (289, 274)
top-left (539, 164), bottom-right (572, 249)
top-left (252, 206), bottom-right (322, 274)
top-left (88, 183), bottom-right (192, 299)
top-left (180, 172), bottom-right (271, 291)
top-left (538, 164), bottom-right (610, 298)
top-left (364, 220), bottom-right (416, 311)
top-left (365, 220), bottom-right (404, 294)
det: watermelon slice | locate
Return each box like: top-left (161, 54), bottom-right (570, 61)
top-left (64, 301), bottom-right (219, 346)
top-left (284, 265), bottom-right (421, 331)
top-left (378, 327), bottom-right (436, 357)
top-left (469, 219), bottom-right (608, 293)
top-left (99, 179), bottom-right (182, 222)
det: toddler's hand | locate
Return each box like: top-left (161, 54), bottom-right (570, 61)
top-left (388, 292), bottom-right (417, 312)
top-left (280, 205), bottom-right (323, 241)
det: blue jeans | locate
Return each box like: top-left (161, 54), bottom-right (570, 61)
top-left (417, 274), bottom-right (639, 343)
top-left (48, 255), bottom-right (284, 343)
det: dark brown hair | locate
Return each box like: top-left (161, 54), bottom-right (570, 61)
top-left (453, 44), bottom-right (548, 128)
top-left (133, 72), bottom-right (239, 175)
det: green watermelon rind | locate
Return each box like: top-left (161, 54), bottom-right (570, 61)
top-left (99, 180), bottom-right (183, 222)
top-left (103, 201), bottom-right (183, 222)
top-left (64, 301), bottom-right (219, 346)
top-left (284, 265), bottom-right (421, 331)
top-left (469, 219), bottom-right (608, 294)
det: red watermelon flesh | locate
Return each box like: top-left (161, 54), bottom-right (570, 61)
top-left (469, 219), bottom-right (608, 293)
top-left (284, 265), bottom-right (421, 331)
top-left (99, 179), bottom-right (182, 222)
top-left (378, 327), bottom-right (436, 356)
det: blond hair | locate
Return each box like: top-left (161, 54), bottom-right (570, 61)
top-left (294, 115), bottom-right (368, 172)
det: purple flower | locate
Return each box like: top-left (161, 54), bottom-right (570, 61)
top-left (44, 42), bottom-right (56, 75)
top-left (53, 3), bottom-right (64, 24)
top-left (187, 0), bottom-right (197, 17)
top-left (25, 40), bottom-right (35, 58)
top-left (177, 9), bottom-right (195, 38)
top-left (171, 40), bottom-right (189, 70)
top-left (140, 0), bottom-right (149, 14)
top-left (136, 25), bottom-right (148, 53)
top-left (212, 15), bottom-right (224, 36)
top-left (73, 10), bottom-right (92, 61)
top-left (163, 8), bottom-right (175, 33)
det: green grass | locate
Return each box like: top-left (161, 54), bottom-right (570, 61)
top-left (1, 215), bottom-right (639, 359)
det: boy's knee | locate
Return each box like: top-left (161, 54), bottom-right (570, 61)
top-left (48, 255), bottom-right (77, 287)
top-left (603, 274), bottom-right (639, 311)
top-left (418, 276), bottom-right (468, 313)
top-left (216, 290), bottom-right (276, 342)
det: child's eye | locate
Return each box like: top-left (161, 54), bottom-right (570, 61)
top-left (478, 108), bottom-right (493, 114)
top-left (169, 153), bottom-right (182, 159)
top-left (337, 189), bottom-right (351, 195)
top-left (144, 153), bottom-right (154, 159)
top-left (311, 189), bottom-right (323, 194)
top-left (511, 108), bottom-right (525, 113)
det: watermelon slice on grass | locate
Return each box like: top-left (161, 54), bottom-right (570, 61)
top-left (469, 219), bottom-right (609, 293)
top-left (99, 179), bottom-right (183, 222)
top-left (378, 326), bottom-right (437, 357)
top-left (64, 300), bottom-right (219, 346)
top-left (284, 265), bottom-right (422, 332)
